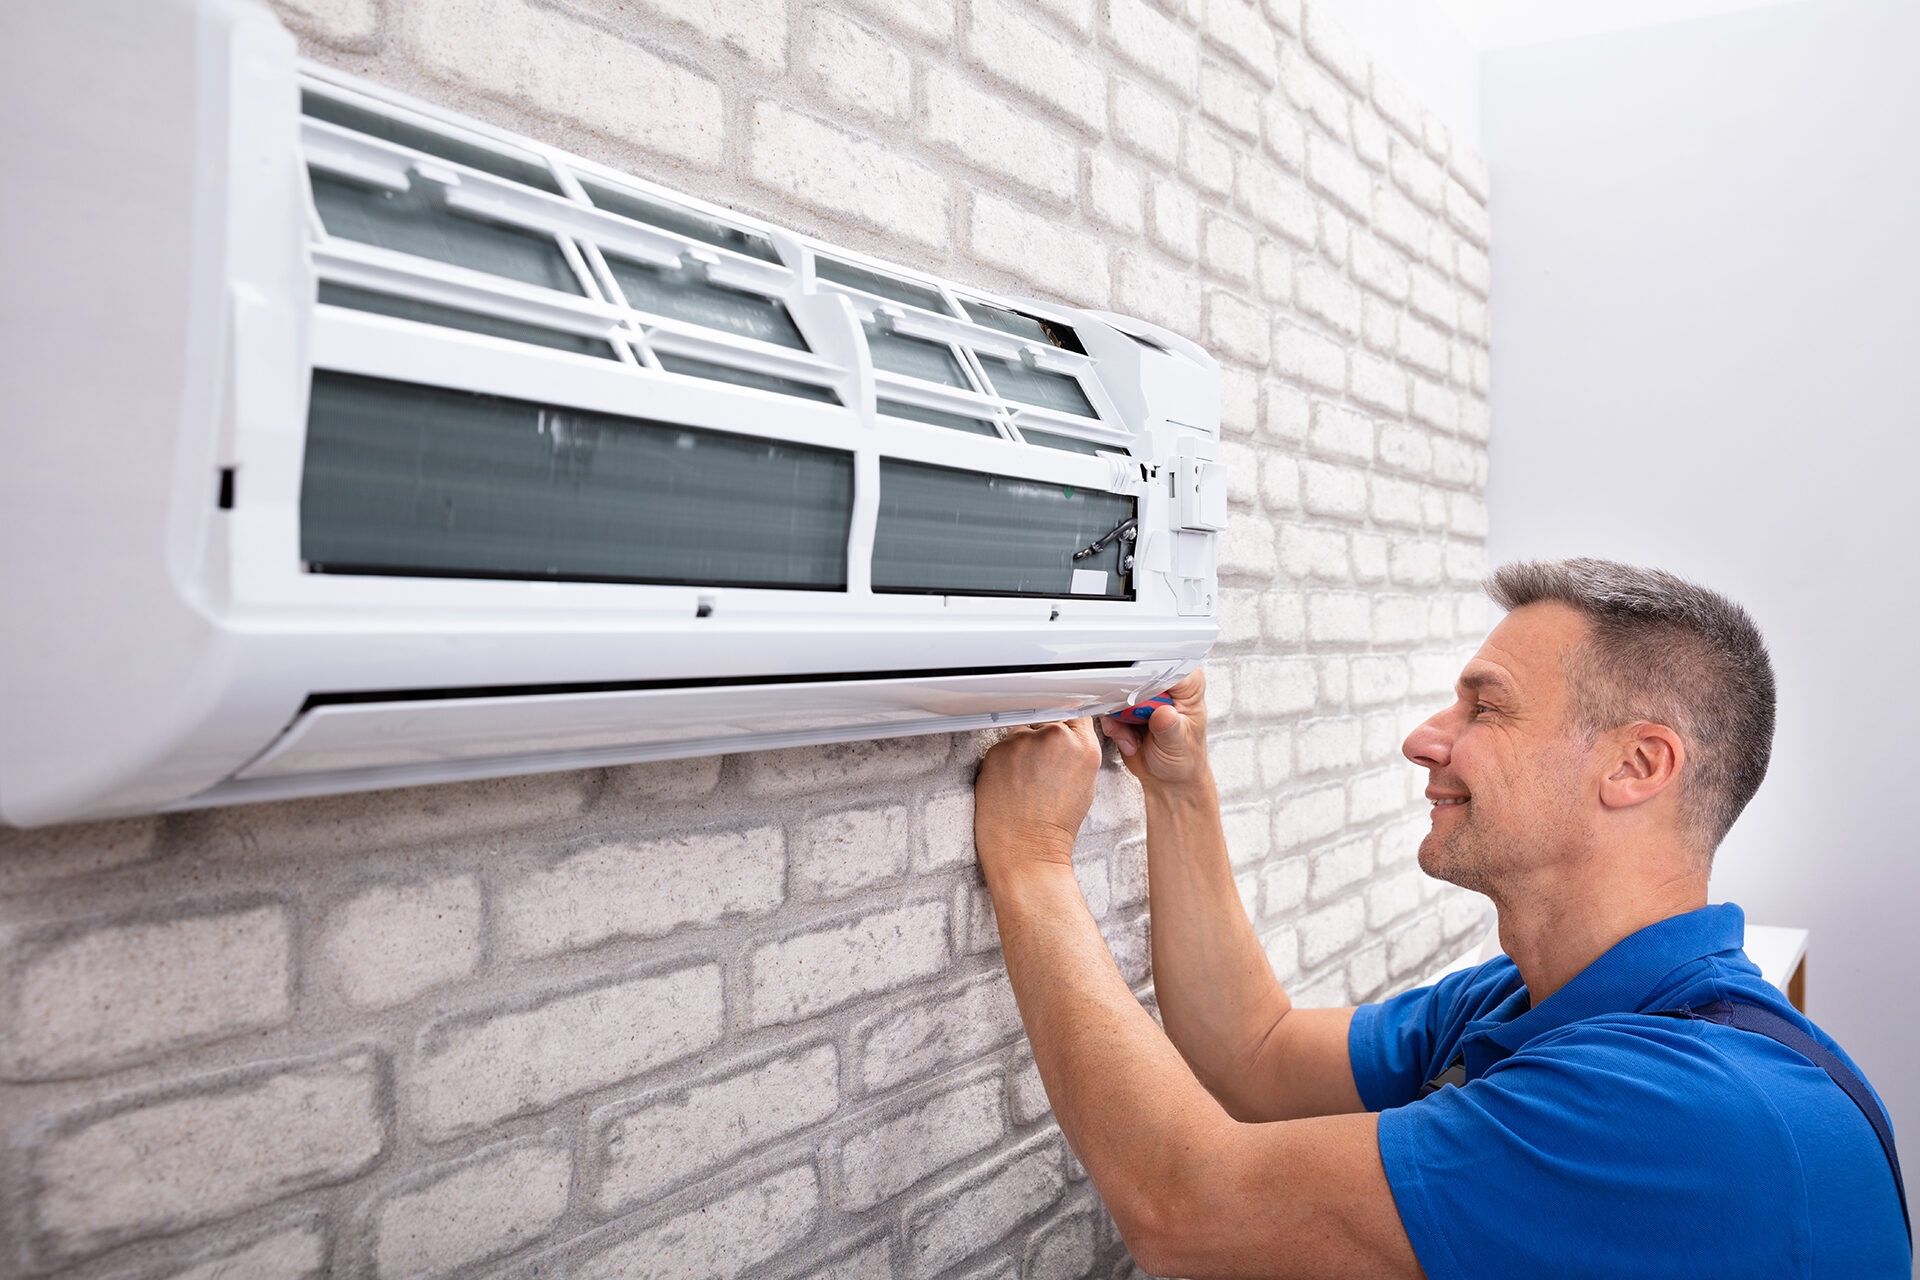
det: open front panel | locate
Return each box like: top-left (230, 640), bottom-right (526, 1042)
top-left (301, 372), bottom-right (854, 588)
top-left (872, 460), bottom-right (1135, 599)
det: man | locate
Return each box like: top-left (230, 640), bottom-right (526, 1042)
top-left (973, 558), bottom-right (1907, 1278)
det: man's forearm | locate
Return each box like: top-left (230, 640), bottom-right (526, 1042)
top-left (1140, 770), bottom-right (1296, 1117)
top-left (984, 853), bottom-right (1232, 1248)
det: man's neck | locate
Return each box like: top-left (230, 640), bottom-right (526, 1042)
top-left (1493, 868), bottom-right (1710, 1005)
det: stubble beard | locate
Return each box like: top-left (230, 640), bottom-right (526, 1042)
top-left (1418, 805), bottom-right (1502, 896)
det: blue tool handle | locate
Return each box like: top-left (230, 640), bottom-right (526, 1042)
top-left (1112, 694), bottom-right (1175, 724)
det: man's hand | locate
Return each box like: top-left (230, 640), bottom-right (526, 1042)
top-left (972, 718), bottom-right (1102, 885)
top-left (1100, 670), bottom-right (1211, 790)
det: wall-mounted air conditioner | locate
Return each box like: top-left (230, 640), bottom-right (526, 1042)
top-left (0, 0), bottom-right (1224, 827)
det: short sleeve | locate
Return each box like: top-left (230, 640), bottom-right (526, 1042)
top-left (1376, 1019), bottom-right (1811, 1280)
top-left (1349, 958), bottom-right (1521, 1111)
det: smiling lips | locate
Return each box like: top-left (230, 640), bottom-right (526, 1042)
top-left (1429, 795), bottom-right (1469, 809)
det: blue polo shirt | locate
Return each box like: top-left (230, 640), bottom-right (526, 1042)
top-left (1349, 904), bottom-right (1908, 1278)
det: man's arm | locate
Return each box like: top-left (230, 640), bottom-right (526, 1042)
top-left (974, 719), bottom-right (1421, 1280)
top-left (1102, 673), bottom-right (1365, 1122)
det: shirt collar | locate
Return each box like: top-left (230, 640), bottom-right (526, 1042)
top-left (1459, 903), bottom-right (1748, 1078)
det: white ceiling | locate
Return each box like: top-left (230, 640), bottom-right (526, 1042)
top-left (1436, 0), bottom-right (1817, 50)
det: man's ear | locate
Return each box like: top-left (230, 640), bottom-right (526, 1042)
top-left (1597, 722), bottom-right (1686, 810)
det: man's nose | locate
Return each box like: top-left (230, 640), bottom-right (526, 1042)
top-left (1403, 708), bottom-right (1453, 770)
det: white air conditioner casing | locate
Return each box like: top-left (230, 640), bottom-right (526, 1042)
top-left (0, 0), bottom-right (1222, 827)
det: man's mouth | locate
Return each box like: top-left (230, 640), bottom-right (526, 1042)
top-left (1428, 794), bottom-right (1469, 808)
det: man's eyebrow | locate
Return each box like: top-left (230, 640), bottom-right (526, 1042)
top-left (1459, 670), bottom-right (1517, 700)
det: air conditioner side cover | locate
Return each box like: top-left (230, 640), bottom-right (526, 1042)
top-left (0, 0), bottom-right (308, 825)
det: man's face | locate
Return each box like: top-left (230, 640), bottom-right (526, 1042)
top-left (1402, 602), bottom-right (1595, 895)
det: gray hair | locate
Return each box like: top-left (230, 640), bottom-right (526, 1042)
top-left (1484, 558), bottom-right (1776, 853)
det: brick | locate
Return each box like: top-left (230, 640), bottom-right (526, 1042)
top-left (1306, 134), bottom-right (1371, 220)
top-left (1459, 292), bottom-right (1490, 343)
top-left (1389, 135), bottom-right (1444, 211)
top-left (1027, 1208), bottom-right (1097, 1280)
top-left (1317, 655), bottom-right (1349, 705)
top-left (1278, 43), bottom-right (1347, 141)
top-left (1261, 97), bottom-right (1308, 175)
top-left (1221, 801), bottom-right (1273, 867)
top-left (1348, 940), bottom-right (1389, 999)
top-left (1274, 784), bottom-right (1346, 849)
top-left (970, 194), bottom-right (1110, 307)
top-left (1258, 453), bottom-right (1300, 510)
top-left (575, 0), bottom-right (787, 68)
top-left (595, 1045), bottom-right (838, 1212)
top-left (1219, 510), bottom-right (1278, 577)
top-left (5, 904), bottom-right (290, 1080)
top-left (1204, 214), bottom-right (1258, 288)
top-left (921, 788), bottom-right (977, 871)
top-left (957, 881), bottom-right (1000, 955)
top-left (803, 1237), bottom-right (896, 1280)
top-left (1456, 240), bottom-right (1491, 299)
top-left (1371, 68), bottom-right (1421, 139)
top-left (1107, 0), bottom-right (1200, 98)
top-left (966, 0), bottom-right (1105, 131)
top-left (1087, 152), bottom-right (1145, 234)
top-left (1111, 77), bottom-right (1181, 166)
top-left (600, 755), bottom-right (722, 803)
top-left (840, 1077), bottom-right (1007, 1208)
top-left (1202, 0), bottom-right (1280, 82)
top-left (1349, 656), bottom-right (1411, 706)
top-left (1367, 869), bottom-right (1424, 928)
top-left (1349, 230), bottom-right (1408, 301)
top-left (1460, 395), bottom-right (1492, 443)
top-left (804, 8), bottom-right (912, 121)
top-left (1445, 178), bottom-right (1490, 247)
top-left (317, 877), bottom-right (480, 1013)
top-left (1278, 523), bottom-right (1348, 581)
top-left (1372, 185), bottom-right (1427, 259)
top-left (1421, 486), bottom-right (1450, 528)
top-left (1261, 857), bottom-right (1308, 916)
top-left (1295, 262), bottom-right (1360, 337)
top-left (371, 1136), bottom-right (569, 1279)
top-left (1449, 493), bottom-right (1490, 539)
top-left (1388, 913), bottom-right (1443, 977)
top-left (1301, 460), bottom-right (1365, 519)
top-left (1259, 727), bottom-right (1295, 788)
top-left (746, 733), bottom-right (950, 796)
top-left (751, 102), bottom-right (950, 249)
top-left (1427, 221), bottom-right (1459, 274)
top-left (1302, 3), bottom-right (1369, 91)
top-left (1086, 764), bottom-right (1145, 832)
top-left (1319, 204), bottom-right (1350, 261)
top-left (907, 1138), bottom-right (1066, 1277)
top-left (841, 0), bottom-right (955, 41)
top-left (1299, 895), bottom-right (1365, 966)
top-left (1211, 733), bottom-right (1259, 798)
top-left (788, 805), bottom-right (909, 898)
top-left (1257, 240), bottom-right (1294, 303)
top-left (1367, 713), bottom-right (1412, 765)
top-left (1374, 594), bottom-right (1430, 645)
top-left (1110, 835), bottom-right (1149, 907)
top-left (1411, 377), bottom-right (1460, 432)
top-left (856, 972), bottom-right (1021, 1091)
top-left (1296, 717), bottom-right (1363, 774)
top-left (157, 1217), bottom-right (328, 1280)
top-left (0, 816), bottom-right (158, 896)
top-left (1221, 364), bottom-right (1260, 434)
top-left (1183, 123), bottom-right (1237, 196)
top-left (926, 68), bottom-right (1078, 204)
top-left (410, 965), bottom-right (721, 1140)
top-left (500, 828), bottom-right (782, 959)
top-left (1307, 591), bottom-right (1370, 643)
top-left (1234, 656), bottom-right (1317, 718)
top-left (411, 0), bottom-right (724, 166)
top-left (557, 1166), bottom-right (819, 1280)
top-left (753, 899), bottom-right (950, 1026)
top-left (272, 0), bottom-right (377, 45)
top-left (1377, 423), bottom-right (1432, 476)
top-left (1272, 324), bottom-right (1345, 394)
top-left (1309, 836), bottom-right (1373, 900)
top-left (1367, 474), bottom-right (1419, 529)
top-left (1206, 290), bottom-right (1270, 365)
top-left (1353, 296), bottom-right (1390, 353)
top-left (1265, 0), bottom-right (1302, 34)
top-left (1350, 350), bottom-right (1407, 414)
top-left (1408, 266), bottom-right (1456, 329)
top-left (1199, 63), bottom-right (1263, 140)
top-left (1259, 380), bottom-right (1309, 445)
top-left (1351, 531), bottom-right (1388, 583)
top-left (1398, 317), bottom-right (1449, 379)
top-left (1149, 176), bottom-right (1201, 261)
top-left (1114, 250), bottom-right (1201, 337)
top-left (1352, 107), bottom-right (1389, 170)
top-left (1390, 537), bottom-right (1443, 587)
top-left (1234, 157), bottom-right (1316, 247)
top-left (24, 1051), bottom-right (385, 1266)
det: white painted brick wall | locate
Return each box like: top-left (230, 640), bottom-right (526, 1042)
top-left (0, 1), bottom-right (1492, 1275)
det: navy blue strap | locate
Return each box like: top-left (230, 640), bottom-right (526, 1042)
top-left (1667, 999), bottom-right (1909, 1247)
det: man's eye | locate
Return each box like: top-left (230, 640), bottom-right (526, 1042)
top-left (1470, 703), bottom-right (1494, 718)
